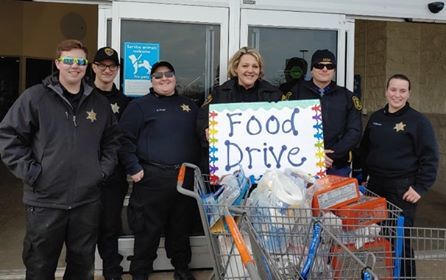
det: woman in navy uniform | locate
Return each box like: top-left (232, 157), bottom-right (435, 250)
top-left (361, 74), bottom-right (439, 278)
top-left (119, 61), bottom-right (200, 280)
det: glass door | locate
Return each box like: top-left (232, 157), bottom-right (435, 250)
top-left (109, 2), bottom-right (228, 103)
top-left (240, 9), bottom-right (354, 90)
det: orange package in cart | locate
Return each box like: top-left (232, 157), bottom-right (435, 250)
top-left (331, 238), bottom-right (393, 280)
top-left (311, 175), bottom-right (360, 216)
top-left (333, 195), bottom-right (388, 231)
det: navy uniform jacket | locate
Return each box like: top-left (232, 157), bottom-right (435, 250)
top-left (119, 89), bottom-right (200, 176)
top-left (96, 84), bottom-right (130, 121)
top-left (288, 80), bottom-right (362, 168)
top-left (361, 103), bottom-right (439, 195)
top-left (0, 74), bottom-right (120, 209)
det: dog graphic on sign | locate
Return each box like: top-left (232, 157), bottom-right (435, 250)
top-left (128, 54), bottom-right (151, 75)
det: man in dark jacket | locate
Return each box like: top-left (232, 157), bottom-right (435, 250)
top-left (0, 39), bottom-right (120, 280)
top-left (287, 49), bottom-right (362, 176)
top-left (92, 47), bottom-right (130, 280)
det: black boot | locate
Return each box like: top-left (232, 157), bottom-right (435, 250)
top-left (174, 268), bottom-right (196, 280)
top-left (132, 274), bottom-right (148, 280)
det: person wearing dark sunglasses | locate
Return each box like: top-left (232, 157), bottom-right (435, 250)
top-left (92, 47), bottom-right (130, 280)
top-left (284, 49), bottom-right (362, 177)
top-left (0, 39), bottom-right (120, 279)
top-left (119, 61), bottom-right (200, 280)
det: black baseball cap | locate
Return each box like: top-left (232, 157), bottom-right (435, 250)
top-left (94, 47), bottom-right (120, 65)
top-left (311, 49), bottom-right (336, 67)
top-left (150, 61), bottom-right (175, 76)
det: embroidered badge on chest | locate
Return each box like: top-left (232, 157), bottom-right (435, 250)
top-left (181, 104), bottom-right (191, 112)
top-left (393, 121), bottom-right (406, 132)
top-left (111, 102), bottom-right (120, 114)
top-left (86, 109), bottom-right (97, 123)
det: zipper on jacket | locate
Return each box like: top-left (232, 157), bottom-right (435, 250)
top-left (72, 115), bottom-right (78, 127)
top-left (65, 111), bottom-right (69, 120)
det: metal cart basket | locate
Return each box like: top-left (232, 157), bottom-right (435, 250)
top-left (177, 163), bottom-right (444, 280)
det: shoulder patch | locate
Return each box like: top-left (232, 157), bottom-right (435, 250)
top-left (352, 96), bottom-right (363, 111)
top-left (282, 92), bottom-right (292, 101)
top-left (201, 94), bottom-right (213, 107)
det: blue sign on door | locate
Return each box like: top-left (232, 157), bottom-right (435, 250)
top-left (123, 42), bottom-right (160, 97)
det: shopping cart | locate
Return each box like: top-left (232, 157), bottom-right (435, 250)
top-left (176, 162), bottom-right (263, 279)
top-left (176, 163), bottom-right (407, 279)
top-left (245, 198), bottom-right (402, 279)
top-left (387, 226), bottom-right (446, 279)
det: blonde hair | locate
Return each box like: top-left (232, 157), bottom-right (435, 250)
top-left (227, 47), bottom-right (264, 79)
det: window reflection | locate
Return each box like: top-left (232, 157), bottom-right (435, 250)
top-left (248, 27), bottom-right (337, 87)
top-left (121, 20), bottom-right (220, 105)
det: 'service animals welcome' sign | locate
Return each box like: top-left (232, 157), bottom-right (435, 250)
top-left (208, 100), bottom-right (325, 182)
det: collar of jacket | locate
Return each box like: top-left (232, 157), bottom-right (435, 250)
top-left (95, 83), bottom-right (119, 97)
top-left (305, 80), bottom-right (338, 95)
top-left (383, 102), bottom-right (410, 116)
top-left (43, 72), bottom-right (94, 98)
top-left (219, 77), bottom-right (277, 93)
top-left (149, 87), bottom-right (178, 98)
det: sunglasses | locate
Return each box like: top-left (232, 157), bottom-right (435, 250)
top-left (57, 56), bottom-right (88, 66)
top-left (313, 63), bottom-right (336, 70)
top-left (94, 63), bottom-right (118, 71)
top-left (152, 71), bottom-right (175, 79)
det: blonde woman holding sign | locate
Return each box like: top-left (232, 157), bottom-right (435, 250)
top-left (197, 47), bottom-right (282, 172)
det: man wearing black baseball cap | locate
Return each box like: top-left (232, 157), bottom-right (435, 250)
top-left (119, 60), bottom-right (200, 280)
top-left (92, 46), bottom-right (130, 280)
top-left (285, 49), bottom-right (362, 177)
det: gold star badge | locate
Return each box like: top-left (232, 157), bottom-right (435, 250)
top-left (86, 109), bottom-right (97, 123)
top-left (111, 103), bottom-right (120, 114)
top-left (181, 104), bottom-right (191, 112)
top-left (393, 121), bottom-right (406, 132)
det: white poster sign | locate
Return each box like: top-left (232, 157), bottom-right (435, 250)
top-left (208, 100), bottom-right (325, 181)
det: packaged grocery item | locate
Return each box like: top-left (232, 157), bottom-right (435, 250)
top-left (331, 238), bottom-right (393, 280)
top-left (247, 170), bottom-right (307, 253)
top-left (333, 195), bottom-right (388, 231)
top-left (312, 175), bottom-right (360, 216)
top-left (205, 167), bottom-right (250, 231)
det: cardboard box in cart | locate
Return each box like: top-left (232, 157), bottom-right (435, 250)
top-left (312, 175), bottom-right (361, 216)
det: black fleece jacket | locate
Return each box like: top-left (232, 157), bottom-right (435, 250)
top-left (360, 103), bottom-right (439, 195)
top-left (0, 74), bottom-right (120, 209)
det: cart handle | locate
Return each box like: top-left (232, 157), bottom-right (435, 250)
top-left (176, 163), bottom-right (199, 199)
